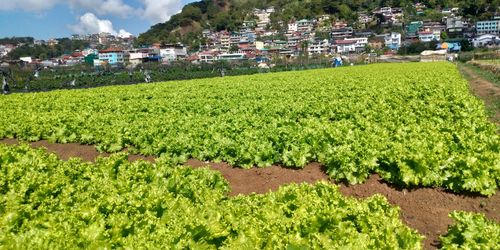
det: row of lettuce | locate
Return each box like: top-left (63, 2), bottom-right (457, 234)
top-left (1, 144), bottom-right (498, 249)
top-left (0, 63), bottom-right (498, 195)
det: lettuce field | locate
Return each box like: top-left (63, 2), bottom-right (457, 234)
top-left (0, 62), bottom-right (499, 248)
top-left (0, 144), bottom-right (424, 249)
top-left (1, 62), bottom-right (498, 195)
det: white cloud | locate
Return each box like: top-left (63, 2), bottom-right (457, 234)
top-left (68, 0), bottom-right (137, 18)
top-left (139, 0), bottom-right (182, 24)
top-left (1, 0), bottom-right (185, 24)
top-left (0, 0), bottom-right (60, 12)
top-left (118, 29), bottom-right (133, 38)
top-left (70, 12), bottom-right (131, 36)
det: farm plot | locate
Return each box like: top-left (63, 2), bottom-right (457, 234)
top-left (0, 62), bottom-right (498, 195)
top-left (0, 144), bottom-right (423, 249)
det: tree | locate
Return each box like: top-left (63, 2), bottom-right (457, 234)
top-left (440, 31), bottom-right (448, 41)
top-left (229, 44), bottom-right (239, 53)
top-left (182, 5), bottom-right (202, 22)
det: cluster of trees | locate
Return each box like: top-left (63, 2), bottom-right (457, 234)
top-left (0, 37), bottom-right (34, 45)
top-left (397, 39), bottom-right (474, 55)
top-left (5, 38), bottom-right (90, 60)
top-left (138, 0), bottom-right (499, 47)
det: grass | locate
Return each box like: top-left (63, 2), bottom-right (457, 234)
top-left (461, 62), bottom-right (500, 88)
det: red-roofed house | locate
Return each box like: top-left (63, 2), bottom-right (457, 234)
top-left (98, 48), bottom-right (124, 65)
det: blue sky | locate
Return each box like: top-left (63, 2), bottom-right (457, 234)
top-left (0, 0), bottom-right (196, 40)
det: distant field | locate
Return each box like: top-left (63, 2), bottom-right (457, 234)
top-left (0, 62), bottom-right (498, 195)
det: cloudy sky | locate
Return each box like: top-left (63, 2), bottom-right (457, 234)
top-left (0, 0), bottom-right (196, 39)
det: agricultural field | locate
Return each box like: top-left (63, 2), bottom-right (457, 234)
top-left (0, 144), bottom-right (424, 249)
top-left (0, 62), bottom-right (498, 195)
top-left (0, 62), bottom-right (499, 249)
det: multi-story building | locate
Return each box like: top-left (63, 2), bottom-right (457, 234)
top-left (308, 39), bottom-right (330, 54)
top-left (343, 37), bottom-right (368, 53)
top-left (288, 22), bottom-right (298, 32)
top-left (476, 18), bottom-right (500, 35)
top-left (98, 48), bottom-right (124, 65)
top-left (220, 32), bottom-right (230, 49)
top-left (446, 16), bottom-right (467, 35)
top-left (330, 27), bottom-right (353, 39)
top-left (407, 21), bottom-right (423, 38)
top-left (418, 31), bottom-right (439, 42)
top-left (334, 40), bottom-right (357, 54)
top-left (384, 32), bottom-right (402, 50)
top-left (472, 34), bottom-right (500, 47)
top-left (297, 19), bottom-right (312, 32)
top-left (160, 44), bottom-right (187, 62)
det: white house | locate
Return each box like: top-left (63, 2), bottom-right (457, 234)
top-left (308, 39), bottom-right (330, 54)
top-left (335, 40), bottom-right (357, 54)
top-left (344, 37), bottom-right (368, 52)
top-left (129, 51), bottom-right (149, 64)
top-left (472, 34), bottom-right (500, 47)
top-left (20, 57), bottom-right (32, 63)
top-left (159, 45), bottom-right (187, 62)
top-left (199, 52), bottom-right (217, 63)
top-left (288, 22), bottom-right (298, 32)
top-left (384, 32), bottom-right (401, 49)
top-left (418, 31), bottom-right (438, 42)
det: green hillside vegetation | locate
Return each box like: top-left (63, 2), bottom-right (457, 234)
top-left (137, 0), bottom-right (500, 46)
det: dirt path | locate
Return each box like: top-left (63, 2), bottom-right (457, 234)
top-left (1, 139), bottom-right (499, 250)
top-left (459, 64), bottom-right (500, 123)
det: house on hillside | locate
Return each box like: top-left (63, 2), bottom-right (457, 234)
top-left (476, 18), bottom-right (500, 35)
top-left (98, 48), bottom-right (124, 65)
top-left (308, 39), bottom-right (330, 55)
top-left (344, 37), bottom-right (368, 53)
top-left (199, 51), bottom-right (218, 63)
top-left (288, 21), bottom-right (298, 33)
top-left (160, 44), bottom-right (187, 62)
top-left (472, 34), bottom-right (500, 47)
top-left (446, 16), bottom-right (467, 35)
top-left (384, 32), bottom-right (402, 50)
top-left (330, 27), bottom-right (353, 39)
top-left (407, 21), bottom-right (423, 38)
top-left (334, 40), bottom-right (357, 54)
top-left (418, 31), bottom-right (439, 42)
top-left (297, 19), bottom-right (313, 32)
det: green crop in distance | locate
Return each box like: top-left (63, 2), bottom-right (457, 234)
top-left (0, 62), bottom-right (498, 195)
top-left (0, 144), bottom-right (423, 249)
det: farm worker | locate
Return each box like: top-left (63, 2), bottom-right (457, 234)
top-left (144, 70), bottom-right (151, 83)
top-left (2, 76), bottom-right (9, 94)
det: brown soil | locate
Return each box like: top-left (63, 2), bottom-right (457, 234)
top-left (459, 64), bottom-right (500, 123)
top-left (0, 138), bottom-right (155, 163)
top-left (186, 159), bottom-right (329, 196)
top-left (1, 139), bottom-right (499, 250)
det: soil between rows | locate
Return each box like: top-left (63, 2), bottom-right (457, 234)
top-left (1, 139), bottom-right (498, 250)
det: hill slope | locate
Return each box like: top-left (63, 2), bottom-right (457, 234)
top-left (137, 0), bottom-right (500, 47)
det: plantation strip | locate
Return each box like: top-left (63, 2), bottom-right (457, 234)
top-left (0, 143), bottom-right (424, 249)
top-left (1, 140), bottom-right (498, 249)
top-left (0, 63), bottom-right (498, 195)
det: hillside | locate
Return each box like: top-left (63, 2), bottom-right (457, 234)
top-left (136, 0), bottom-right (398, 46)
top-left (137, 0), bottom-right (499, 47)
